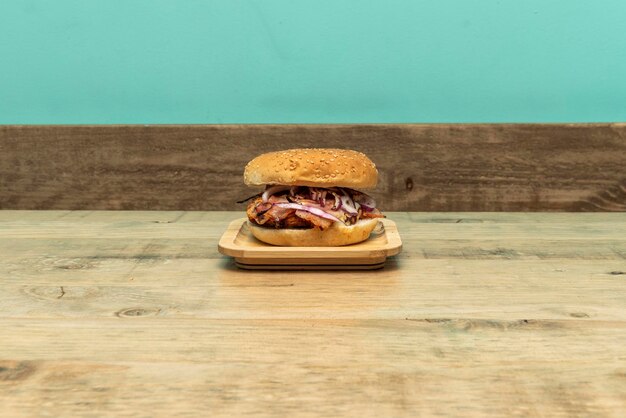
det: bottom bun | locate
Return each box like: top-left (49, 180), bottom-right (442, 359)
top-left (248, 218), bottom-right (379, 247)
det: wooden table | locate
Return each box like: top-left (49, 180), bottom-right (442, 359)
top-left (1, 211), bottom-right (625, 417)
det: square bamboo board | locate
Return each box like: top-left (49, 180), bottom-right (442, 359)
top-left (218, 218), bottom-right (402, 270)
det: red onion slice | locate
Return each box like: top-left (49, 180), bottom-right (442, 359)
top-left (340, 195), bottom-right (358, 215)
top-left (262, 185), bottom-right (291, 202)
top-left (274, 203), bottom-right (341, 222)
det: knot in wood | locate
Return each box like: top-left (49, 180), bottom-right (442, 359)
top-left (115, 307), bottom-right (161, 318)
top-left (405, 177), bottom-right (414, 191)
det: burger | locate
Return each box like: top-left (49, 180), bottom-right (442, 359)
top-left (240, 148), bottom-right (384, 246)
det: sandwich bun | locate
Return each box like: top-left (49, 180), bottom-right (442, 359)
top-left (244, 148), bottom-right (378, 189)
top-left (247, 218), bottom-right (379, 247)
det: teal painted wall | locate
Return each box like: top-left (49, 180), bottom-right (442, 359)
top-left (1, 0), bottom-right (625, 124)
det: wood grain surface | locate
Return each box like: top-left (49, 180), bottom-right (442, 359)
top-left (1, 124), bottom-right (625, 211)
top-left (1, 210), bottom-right (625, 417)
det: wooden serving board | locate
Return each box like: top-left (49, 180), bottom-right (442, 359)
top-left (218, 218), bottom-right (402, 270)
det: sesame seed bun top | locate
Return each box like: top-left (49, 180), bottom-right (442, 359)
top-left (243, 148), bottom-right (378, 189)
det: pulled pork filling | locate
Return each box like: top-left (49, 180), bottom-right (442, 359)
top-left (245, 186), bottom-right (384, 230)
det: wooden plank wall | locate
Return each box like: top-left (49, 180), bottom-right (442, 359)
top-left (0, 124), bottom-right (625, 211)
